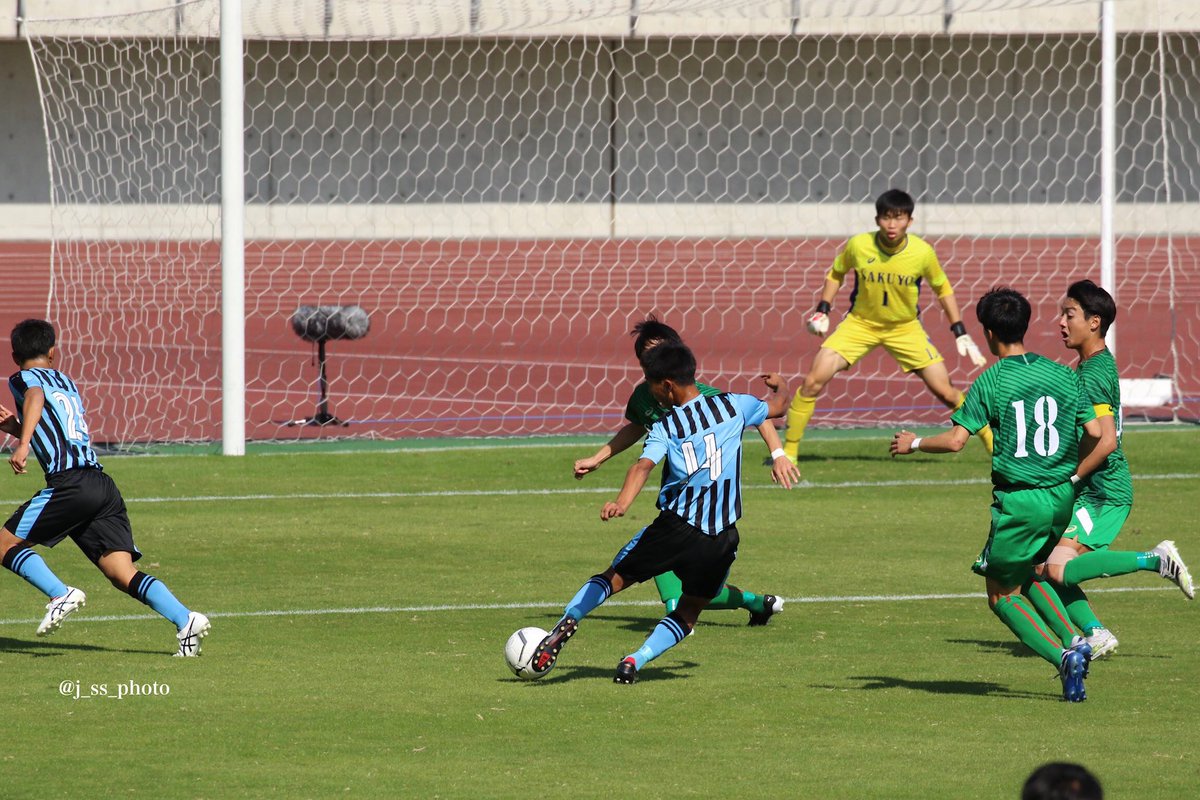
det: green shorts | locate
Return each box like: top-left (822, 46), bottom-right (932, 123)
top-left (972, 483), bottom-right (1074, 587)
top-left (1062, 500), bottom-right (1131, 551)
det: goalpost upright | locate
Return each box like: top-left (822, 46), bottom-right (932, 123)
top-left (219, 0), bottom-right (245, 455)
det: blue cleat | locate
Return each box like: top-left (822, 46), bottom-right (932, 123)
top-left (1068, 635), bottom-right (1093, 678)
top-left (1059, 643), bottom-right (1090, 702)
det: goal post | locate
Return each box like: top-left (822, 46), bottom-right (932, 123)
top-left (220, 0), bottom-right (245, 456)
top-left (14, 0), bottom-right (1200, 448)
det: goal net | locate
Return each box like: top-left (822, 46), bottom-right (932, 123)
top-left (18, 0), bottom-right (1200, 445)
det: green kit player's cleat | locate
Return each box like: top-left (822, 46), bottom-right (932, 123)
top-left (613, 657), bottom-right (638, 685)
top-left (1059, 639), bottom-right (1092, 702)
top-left (1084, 627), bottom-right (1118, 659)
top-left (1152, 540), bottom-right (1195, 599)
top-left (531, 616), bottom-right (577, 674)
top-left (747, 594), bottom-right (784, 627)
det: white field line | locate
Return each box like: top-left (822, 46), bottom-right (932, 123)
top-left (0, 471), bottom-right (1188, 506)
top-left (0, 585), bottom-right (1175, 627)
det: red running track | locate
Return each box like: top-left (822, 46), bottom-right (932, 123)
top-left (0, 237), bottom-right (1195, 443)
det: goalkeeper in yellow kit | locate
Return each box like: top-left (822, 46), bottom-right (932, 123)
top-left (782, 188), bottom-right (992, 465)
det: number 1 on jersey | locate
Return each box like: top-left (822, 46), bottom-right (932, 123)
top-left (681, 432), bottom-right (722, 479)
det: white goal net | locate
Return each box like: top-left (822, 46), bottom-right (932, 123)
top-left (16, 0), bottom-right (1200, 445)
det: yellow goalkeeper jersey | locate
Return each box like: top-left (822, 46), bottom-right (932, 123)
top-left (828, 232), bottom-right (953, 324)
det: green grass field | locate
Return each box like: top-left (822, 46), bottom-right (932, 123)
top-left (0, 426), bottom-right (1197, 798)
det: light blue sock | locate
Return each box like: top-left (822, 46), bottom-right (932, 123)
top-left (628, 614), bottom-right (689, 669)
top-left (563, 574), bottom-right (612, 622)
top-left (129, 572), bottom-right (191, 629)
top-left (3, 546), bottom-right (69, 599)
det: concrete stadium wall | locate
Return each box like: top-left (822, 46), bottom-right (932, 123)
top-left (1, 1), bottom-right (1199, 238)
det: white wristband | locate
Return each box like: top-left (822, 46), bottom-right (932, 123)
top-left (770, 448), bottom-right (787, 461)
top-left (1070, 474), bottom-right (1080, 485)
top-left (910, 437), bottom-right (923, 452)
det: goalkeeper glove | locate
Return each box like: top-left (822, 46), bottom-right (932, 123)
top-left (951, 322), bottom-right (986, 367)
top-left (806, 301), bottom-right (831, 336)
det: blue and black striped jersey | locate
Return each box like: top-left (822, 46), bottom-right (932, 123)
top-left (640, 392), bottom-right (768, 535)
top-left (9, 368), bottom-right (102, 475)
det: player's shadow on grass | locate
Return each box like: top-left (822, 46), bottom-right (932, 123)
top-left (0, 636), bottom-right (164, 658)
top-left (946, 638), bottom-right (1037, 659)
top-left (838, 675), bottom-right (1049, 701)
top-left (949, 637), bottom-right (1169, 661)
top-left (505, 660), bottom-right (702, 686)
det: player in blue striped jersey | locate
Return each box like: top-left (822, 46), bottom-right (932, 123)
top-left (0, 319), bottom-right (210, 656)
top-left (530, 341), bottom-right (798, 684)
top-left (573, 316), bottom-right (788, 624)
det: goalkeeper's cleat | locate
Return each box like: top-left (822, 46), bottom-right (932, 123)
top-left (614, 657), bottom-right (638, 685)
top-left (36, 587), bottom-right (86, 637)
top-left (531, 616), bottom-right (577, 674)
top-left (747, 594), bottom-right (783, 627)
top-left (1084, 627), bottom-right (1118, 659)
top-left (174, 611), bottom-right (211, 657)
top-left (1152, 540), bottom-right (1194, 599)
top-left (1058, 643), bottom-right (1090, 702)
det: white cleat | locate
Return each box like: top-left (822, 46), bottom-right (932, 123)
top-left (174, 611), bottom-right (211, 657)
top-left (1085, 627), bottom-right (1119, 659)
top-left (1153, 540), bottom-right (1195, 599)
top-left (36, 587), bottom-right (86, 637)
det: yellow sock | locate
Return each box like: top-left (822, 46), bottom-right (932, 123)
top-left (952, 390), bottom-right (993, 454)
top-left (976, 424), bottom-right (994, 454)
top-left (783, 391), bottom-right (816, 461)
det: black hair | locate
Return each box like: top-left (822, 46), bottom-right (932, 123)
top-left (1066, 279), bottom-right (1116, 337)
top-left (10, 319), bottom-right (56, 364)
top-left (875, 188), bottom-right (915, 218)
top-left (1022, 762), bottom-right (1103, 800)
top-left (639, 340), bottom-right (696, 387)
top-left (630, 315), bottom-right (682, 359)
top-left (975, 287), bottom-right (1031, 344)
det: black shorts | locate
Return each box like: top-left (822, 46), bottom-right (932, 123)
top-left (611, 510), bottom-right (739, 600)
top-left (5, 468), bottom-right (140, 564)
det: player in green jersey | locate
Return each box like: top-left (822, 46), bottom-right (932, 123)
top-left (783, 189), bottom-right (992, 467)
top-left (1035, 280), bottom-right (1194, 659)
top-left (574, 317), bottom-right (799, 625)
top-left (890, 287), bottom-right (1104, 701)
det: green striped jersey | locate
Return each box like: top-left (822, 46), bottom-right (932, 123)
top-left (1076, 348), bottom-right (1133, 506)
top-left (952, 353), bottom-right (1096, 489)
top-left (624, 380), bottom-right (722, 430)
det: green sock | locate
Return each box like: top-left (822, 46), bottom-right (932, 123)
top-left (1022, 579), bottom-right (1080, 644)
top-left (1056, 583), bottom-right (1104, 635)
top-left (706, 584), bottom-right (764, 612)
top-left (991, 594), bottom-right (1065, 666)
top-left (1063, 550), bottom-right (1159, 584)
top-left (654, 572), bottom-right (683, 614)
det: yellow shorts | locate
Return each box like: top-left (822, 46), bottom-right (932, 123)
top-left (823, 313), bottom-right (943, 373)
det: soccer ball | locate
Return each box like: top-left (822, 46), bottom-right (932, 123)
top-left (505, 626), bottom-right (549, 680)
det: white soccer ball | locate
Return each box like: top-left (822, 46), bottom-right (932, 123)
top-left (505, 626), bottom-right (549, 680)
